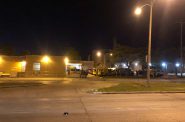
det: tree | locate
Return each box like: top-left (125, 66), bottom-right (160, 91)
top-left (113, 44), bottom-right (145, 66)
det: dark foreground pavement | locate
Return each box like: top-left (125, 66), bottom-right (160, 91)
top-left (0, 78), bottom-right (184, 122)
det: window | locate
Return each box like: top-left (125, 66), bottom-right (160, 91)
top-left (33, 63), bottom-right (40, 71)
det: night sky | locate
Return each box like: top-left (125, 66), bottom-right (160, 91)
top-left (0, 0), bottom-right (185, 59)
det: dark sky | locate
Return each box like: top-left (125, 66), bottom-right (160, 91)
top-left (0, 0), bottom-right (185, 59)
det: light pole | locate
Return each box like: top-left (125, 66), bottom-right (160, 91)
top-left (96, 51), bottom-right (106, 67)
top-left (135, 0), bottom-right (154, 86)
top-left (96, 51), bottom-right (113, 67)
top-left (177, 21), bottom-right (185, 77)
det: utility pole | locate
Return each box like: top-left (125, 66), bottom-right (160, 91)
top-left (146, 0), bottom-right (154, 86)
top-left (134, 0), bottom-right (154, 86)
top-left (177, 21), bottom-right (185, 77)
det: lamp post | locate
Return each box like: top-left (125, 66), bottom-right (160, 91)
top-left (96, 51), bottom-right (106, 66)
top-left (177, 21), bottom-right (185, 77)
top-left (96, 51), bottom-right (113, 76)
top-left (135, 0), bottom-right (154, 86)
top-left (96, 51), bottom-right (113, 67)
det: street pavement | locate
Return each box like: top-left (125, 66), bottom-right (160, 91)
top-left (0, 78), bottom-right (184, 122)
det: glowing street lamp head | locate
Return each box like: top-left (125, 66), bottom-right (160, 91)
top-left (135, 7), bottom-right (142, 15)
top-left (64, 57), bottom-right (69, 65)
top-left (162, 62), bottom-right (167, 67)
top-left (42, 56), bottom-right (50, 64)
top-left (96, 51), bottom-right (101, 57)
top-left (175, 63), bottom-right (180, 68)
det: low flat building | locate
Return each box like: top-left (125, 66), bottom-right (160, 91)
top-left (0, 55), bottom-right (94, 77)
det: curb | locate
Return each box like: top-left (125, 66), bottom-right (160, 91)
top-left (92, 91), bottom-right (185, 94)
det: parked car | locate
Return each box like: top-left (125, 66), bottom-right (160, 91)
top-left (97, 68), bottom-right (134, 77)
top-left (116, 68), bottom-right (134, 76)
top-left (88, 68), bottom-right (96, 75)
top-left (137, 69), bottom-right (164, 78)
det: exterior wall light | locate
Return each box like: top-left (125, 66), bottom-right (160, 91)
top-left (41, 56), bottom-right (51, 64)
top-left (0, 56), bottom-right (3, 64)
top-left (64, 57), bottom-right (69, 65)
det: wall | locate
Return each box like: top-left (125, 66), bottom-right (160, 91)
top-left (0, 55), bottom-right (93, 77)
top-left (25, 55), bottom-right (66, 77)
top-left (0, 56), bottom-right (25, 77)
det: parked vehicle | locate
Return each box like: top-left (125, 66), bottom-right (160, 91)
top-left (96, 68), bottom-right (134, 77)
top-left (137, 68), bottom-right (164, 78)
top-left (116, 68), bottom-right (134, 76)
top-left (88, 68), bottom-right (96, 75)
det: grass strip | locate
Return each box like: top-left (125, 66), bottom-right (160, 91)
top-left (98, 81), bottom-right (185, 92)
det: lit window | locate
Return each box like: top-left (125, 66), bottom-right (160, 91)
top-left (33, 63), bottom-right (40, 71)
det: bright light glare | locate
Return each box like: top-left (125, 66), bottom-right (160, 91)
top-left (96, 51), bottom-right (101, 57)
top-left (0, 57), bottom-right (3, 64)
top-left (175, 63), bottom-right (180, 68)
top-left (42, 56), bottom-right (50, 64)
top-left (110, 53), bottom-right (113, 56)
top-left (21, 61), bottom-right (26, 66)
top-left (64, 57), bottom-right (69, 65)
top-left (135, 63), bottom-right (138, 66)
top-left (162, 62), bottom-right (167, 67)
top-left (135, 7), bottom-right (142, 15)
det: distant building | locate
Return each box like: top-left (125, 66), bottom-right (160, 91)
top-left (0, 55), bottom-right (93, 77)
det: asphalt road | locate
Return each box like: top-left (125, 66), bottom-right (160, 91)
top-left (0, 78), bottom-right (184, 122)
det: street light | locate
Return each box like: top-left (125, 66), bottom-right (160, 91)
top-left (97, 51), bottom-right (113, 66)
top-left (175, 63), bottom-right (180, 68)
top-left (162, 62), bottom-right (168, 73)
top-left (96, 51), bottom-right (102, 57)
top-left (134, 1), bottom-right (154, 86)
top-left (134, 4), bottom-right (152, 16)
top-left (135, 7), bottom-right (142, 15)
top-left (162, 62), bottom-right (167, 67)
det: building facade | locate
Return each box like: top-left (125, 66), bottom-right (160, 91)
top-left (0, 55), bottom-right (94, 77)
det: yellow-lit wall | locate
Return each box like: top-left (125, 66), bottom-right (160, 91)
top-left (25, 55), bottom-right (66, 77)
top-left (0, 55), bottom-right (94, 77)
top-left (0, 56), bottom-right (24, 76)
